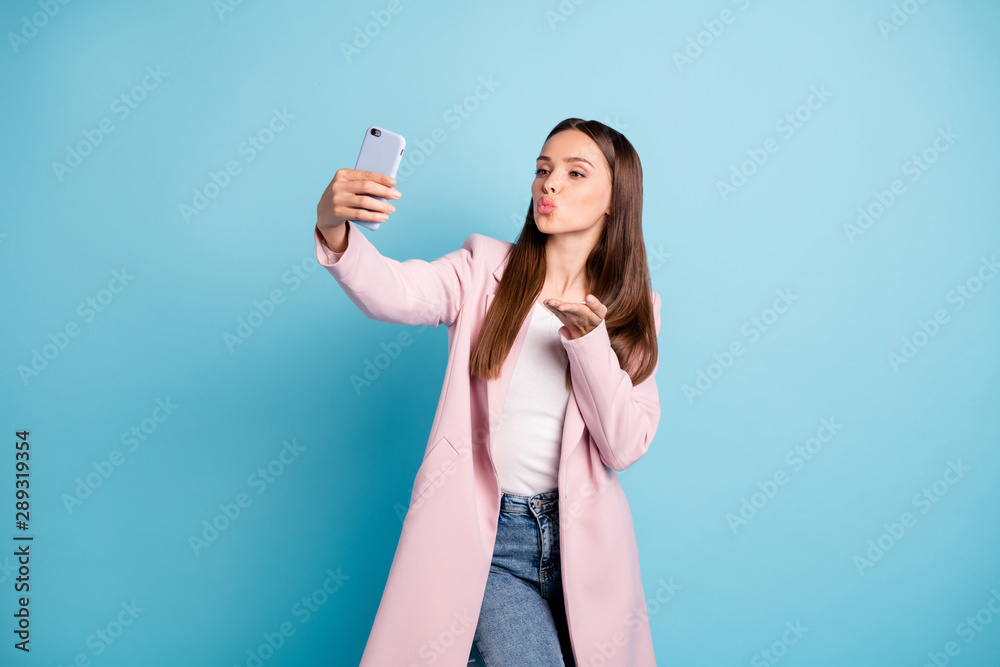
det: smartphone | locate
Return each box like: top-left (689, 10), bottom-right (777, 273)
top-left (350, 125), bottom-right (405, 231)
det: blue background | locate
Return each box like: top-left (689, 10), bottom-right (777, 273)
top-left (2, 0), bottom-right (998, 665)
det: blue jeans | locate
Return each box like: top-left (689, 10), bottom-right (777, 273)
top-left (470, 489), bottom-right (576, 667)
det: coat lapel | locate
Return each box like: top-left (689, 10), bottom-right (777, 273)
top-left (483, 260), bottom-right (586, 474)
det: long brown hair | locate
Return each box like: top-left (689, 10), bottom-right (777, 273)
top-left (469, 118), bottom-right (658, 388)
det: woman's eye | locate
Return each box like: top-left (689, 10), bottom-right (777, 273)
top-left (535, 168), bottom-right (585, 177)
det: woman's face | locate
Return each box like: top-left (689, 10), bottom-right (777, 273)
top-left (532, 129), bottom-right (612, 238)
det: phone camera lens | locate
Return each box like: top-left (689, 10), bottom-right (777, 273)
top-left (372, 128), bottom-right (381, 137)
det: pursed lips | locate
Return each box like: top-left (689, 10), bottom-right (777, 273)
top-left (537, 196), bottom-right (556, 213)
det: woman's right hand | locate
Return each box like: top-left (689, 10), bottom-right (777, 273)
top-left (316, 168), bottom-right (402, 235)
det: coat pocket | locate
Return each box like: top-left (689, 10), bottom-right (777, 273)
top-left (410, 435), bottom-right (461, 507)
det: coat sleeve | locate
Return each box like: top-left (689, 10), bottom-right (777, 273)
top-left (557, 291), bottom-right (662, 472)
top-left (314, 221), bottom-right (483, 328)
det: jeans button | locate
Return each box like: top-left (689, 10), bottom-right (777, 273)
top-left (533, 499), bottom-right (541, 509)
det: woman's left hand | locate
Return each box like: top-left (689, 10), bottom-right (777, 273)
top-left (543, 294), bottom-right (607, 340)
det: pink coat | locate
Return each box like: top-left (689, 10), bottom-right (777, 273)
top-left (314, 222), bottom-right (661, 666)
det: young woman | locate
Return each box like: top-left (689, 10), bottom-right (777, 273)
top-left (314, 118), bottom-right (661, 666)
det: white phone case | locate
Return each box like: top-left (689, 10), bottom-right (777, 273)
top-left (350, 125), bottom-right (405, 231)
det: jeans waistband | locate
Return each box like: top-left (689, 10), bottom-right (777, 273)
top-left (500, 489), bottom-right (559, 515)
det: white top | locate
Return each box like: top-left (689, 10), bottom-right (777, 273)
top-left (490, 300), bottom-right (571, 495)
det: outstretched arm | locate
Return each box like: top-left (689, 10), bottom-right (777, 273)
top-left (314, 221), bottom-right (482, 328)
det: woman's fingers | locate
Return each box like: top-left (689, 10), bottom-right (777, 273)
top-left (341, 169), bottom-right (401, 200)
top-left (584, 294), bottom-right (608, 320)
top-left (349, 193), bottom-right (396, 215)
top-left (341, 206), bottom-right (390, 222)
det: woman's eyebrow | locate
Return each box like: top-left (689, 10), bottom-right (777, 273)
top-left (536, 155), bottom-right (594, 168)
